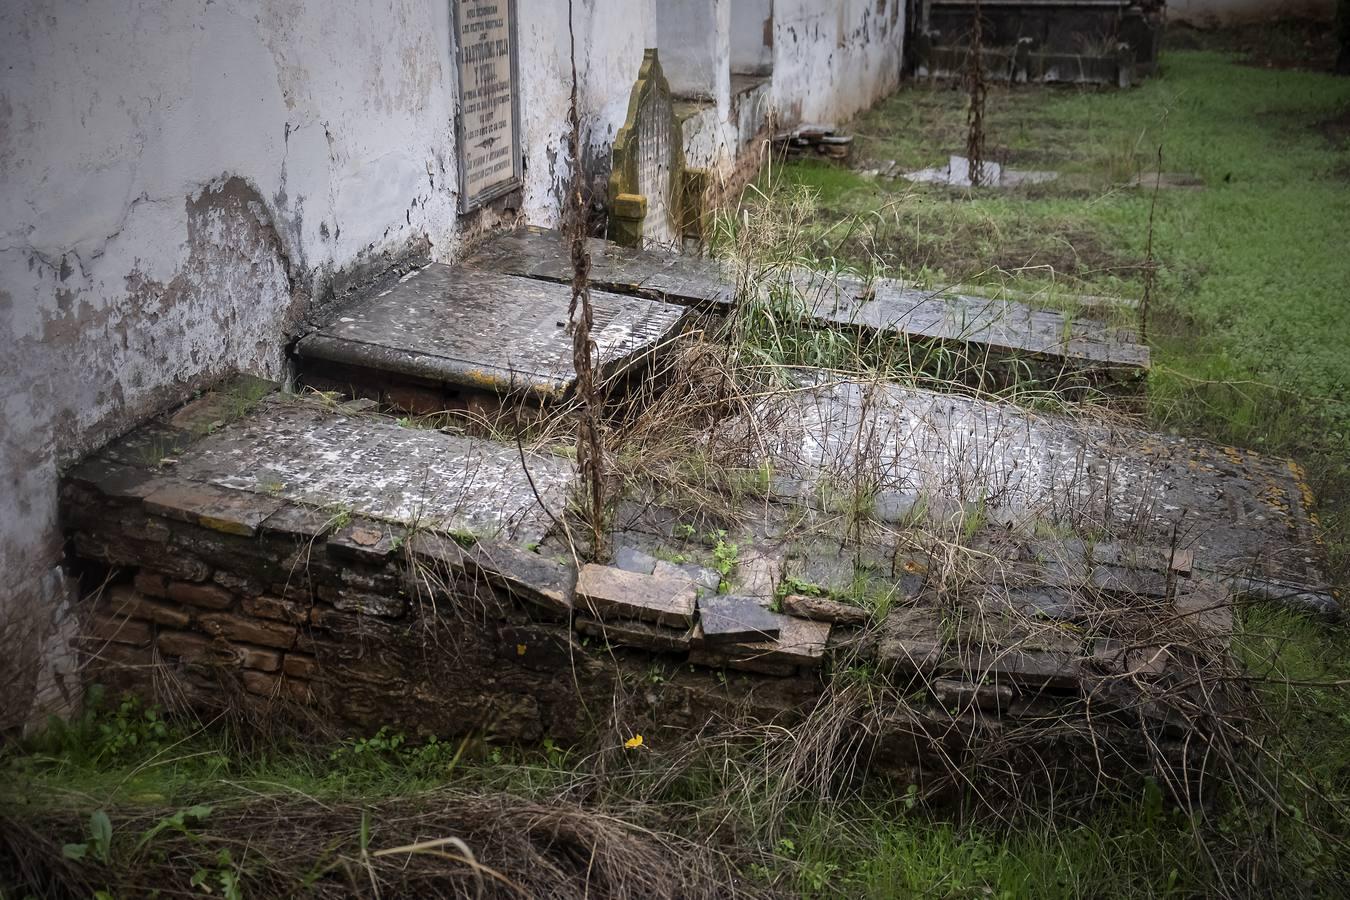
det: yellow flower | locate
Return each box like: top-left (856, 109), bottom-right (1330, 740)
top-left (624, 734), bottom-right (644, 750)
top-left (516, 644), bottom-right (527, 656)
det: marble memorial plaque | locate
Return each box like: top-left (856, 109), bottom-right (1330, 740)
top-left (454, 0), bottom-right (522, 210)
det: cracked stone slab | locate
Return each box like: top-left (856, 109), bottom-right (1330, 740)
top-left (465, 227), bottom-right (1146, 376)
top-left (807, 276), bottom-right (1148, 374)
top-left (747, 378), bottom-right (1334, 607)
top-left (296, 264), bottom-right (692, 400)
top-left (575, 564), bottom-right (698, 628)
top-left (120, 395), bottom-right (572, 547)
top-left (694, 615), bottom-right (832, 672)
top-left (464, 225), bottom-right (734, 308)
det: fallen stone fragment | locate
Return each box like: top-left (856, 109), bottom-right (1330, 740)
top-left (408, 532), bottom-right (575, 617)
top-left (710, 616), bottom-right (832, 670)
top-left (464, 539), bottom-right (576, 617)
top-left (576, 564), bottom-right (697, 628)
top-left (932, 677), bottom-right (1014, 713)
top-left (781, 594), bottom-right (870, 627)
top-left (695, 595), bottom-right (783, 646)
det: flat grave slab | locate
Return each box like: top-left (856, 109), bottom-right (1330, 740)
top-left (750, 378), bottom-right (1333, 607)
top-left (91, 392), bottom-right (573, 547)
top-left (296, 264), bottom-right (691, 401)
top-left (806, 276), bottom-right (1148, 373)
top-left (466, 227), bottom-right (1147, 377)
top-left (464, 225), bottom-right (733, 308)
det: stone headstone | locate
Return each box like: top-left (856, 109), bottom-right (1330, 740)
top-left (453, 0), bottom-right (522, 210)
top-left (608, 50), bottom-right (707, 249)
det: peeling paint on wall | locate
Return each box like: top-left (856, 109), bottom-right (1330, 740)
top-left (772, 0), bottom-right (906, 126)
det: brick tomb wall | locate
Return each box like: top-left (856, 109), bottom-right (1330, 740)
top-left (61, 457), bottom-right (1210, 792)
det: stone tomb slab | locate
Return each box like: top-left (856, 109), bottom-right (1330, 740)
top-left (576, 564), bottom-right (698, 628)
top-left (464, 225), bottom-right (734, 308)
top-left (296, 265), bottom-right (692, 402)
top-left (142, 394), bottom-right (572, 547)
top-left (749, 378), bottom-right (1335, 610)
top-left (466, 227), bottom-right (1147, 377)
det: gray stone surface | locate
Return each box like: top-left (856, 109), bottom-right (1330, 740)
top-left (807, 276), bottom-right (1148, 372)
top-left (296, 264), bottom-right (691, 400)
top-left (576, 564), bottom-right (698, 627)
top-left (745, 378), bottom-right (1333, 601)
top-left (613, 544), bottom-right (659, 575)
top-left (139, 395), bottom-right (571, 547)
top-left (696, 595), bottom-right (783, 645)
top-left (465, 228), bottom-right (1147, 375)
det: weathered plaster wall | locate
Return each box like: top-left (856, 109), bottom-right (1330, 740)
top-left (516, 0), bottom-right (658, 227)
top-left (731, 0), bottom-right (776, 75)
top-left (0, 0), bottom-right (470, 728)
top-left (1169, 0), bottom-right (1333, 26)
top-left (656, 0), bottom-right (730, 101)
top-left (772, 0), bottom-right (905, 126)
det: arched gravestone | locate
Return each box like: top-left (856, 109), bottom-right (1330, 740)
top-left (608, 50), bottom-right (709, 249)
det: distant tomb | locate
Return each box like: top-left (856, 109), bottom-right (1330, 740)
top-left (608, 50), bottom-right (708, 250)
top-left (453, 0), bottom-right (522, 210)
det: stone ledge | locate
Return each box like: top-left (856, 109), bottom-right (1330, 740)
top-left (576, 564), bottom-right (697, 628)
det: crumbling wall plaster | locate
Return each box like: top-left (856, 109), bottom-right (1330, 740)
top-left (772, 0), bottom-right (905, 126)
top-left (0, 0), bottom-right (464, 726)
top-left (517, 0), bottom-right (659, 227)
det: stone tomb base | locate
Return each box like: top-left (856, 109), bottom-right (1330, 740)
top-left (63, 382), bottom-right (1231, 797)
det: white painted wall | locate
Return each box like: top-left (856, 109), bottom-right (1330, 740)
top-left (773, 0), bottom-right (905, 126)
top-left (657, 0), bottom-right (731, 101)
top-left (518, 0), bottom-right (656, 223)
top-left (731, 0), bottom-right (775, 75)
top-left (1169, 0), bottom-right (1334, 26)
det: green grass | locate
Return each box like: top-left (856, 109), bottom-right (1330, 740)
top-left (8, 605), bottom-right (1347, 898)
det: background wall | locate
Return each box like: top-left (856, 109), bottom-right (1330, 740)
top-left (773, 0), bottom-right (905, 126)
top-left (1168, 0), bottom-right (1334, 26)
